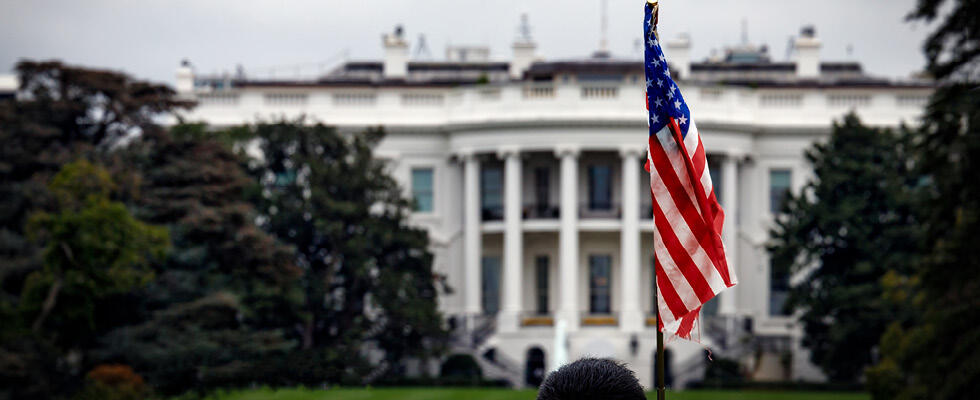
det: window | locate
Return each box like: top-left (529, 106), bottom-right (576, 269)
top-left (588, 165), bottom-right (612, 210)
top-left (534, 167), bottom-right (550, 217)
top-left (535, 256), bottom-right (549, 315)
top-left (481, 167), bottom-right (503, 220)
top-left (482, 256), bottom-right (501, 315)
top-left (769, 169), bottom-right (792, 214)
top-left (769, 259), bottom-right (790, 316)
top-left (589, 255), bottom-right (612, 314)
top-left (411, 168), bottom-right (434, 212)
top-left (708, 156), bottom-right (722, 205)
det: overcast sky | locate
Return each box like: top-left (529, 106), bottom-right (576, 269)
top-left (1, 0), bottom-right (932, 85)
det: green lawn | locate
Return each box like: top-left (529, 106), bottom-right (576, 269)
top-left (200, 387), bottom-right (870, 400)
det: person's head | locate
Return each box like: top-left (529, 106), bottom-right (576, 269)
top-left (536, 358), bottom-right (646, 400)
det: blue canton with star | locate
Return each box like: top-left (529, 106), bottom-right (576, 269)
top-left (644, 4), bottom-right (690, 139)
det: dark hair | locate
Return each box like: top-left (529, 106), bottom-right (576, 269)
top-left (536, 358), bottom-right (646, 400)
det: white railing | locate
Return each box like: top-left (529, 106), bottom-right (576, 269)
top-left (183, 81), bottom-right (931, 129)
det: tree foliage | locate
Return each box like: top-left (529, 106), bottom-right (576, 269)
top-left (0, 61), bottom-right (189, 399)
top-left (92, 126), bottom-right (304, 395)
top-left (865, 2), bottom-right (980, 399)
top-left (243, 120), bottom-right (447, 380)
top-left (866, 86), bottom-right (980, 400)
top-left (22, 160), bottom-right (168, 347)
top-left (908, 0), bottom-right (980, 80)
top-left (768, 113), bottom-right (922, 382)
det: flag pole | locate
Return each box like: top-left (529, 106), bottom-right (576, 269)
top-left (646, 1), bottom-right (666, 399)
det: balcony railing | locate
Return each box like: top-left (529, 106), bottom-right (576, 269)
top-left (523, 203), bottom-right (560, 219)
top-left (580, 311), bottom-right (619, 327)
top-left (520, 311), bottom-right (555, 327)
top-left (579, 202), bottom-right (621, 219)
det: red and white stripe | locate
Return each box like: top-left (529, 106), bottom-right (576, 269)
top-left (645, 115), bottom-right (737, 340)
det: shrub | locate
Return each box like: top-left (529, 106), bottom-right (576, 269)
top-left (74, 364), bottom-right (147, 400)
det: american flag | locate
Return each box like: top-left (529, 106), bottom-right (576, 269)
top-left (643, 3), bottom-right (736, 340)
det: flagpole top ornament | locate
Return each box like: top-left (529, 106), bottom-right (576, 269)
top-left (647, 0), bottom-right (660, 33)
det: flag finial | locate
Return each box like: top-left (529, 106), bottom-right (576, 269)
top-left (647, 0), bottom-right (659, 29)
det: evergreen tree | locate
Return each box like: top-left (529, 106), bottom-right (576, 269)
top-left (768, 113), bottom-right (921, 382)
top-left (2, 160), bottom-right (168, 399)
top-left (94, 125), bottom-right (303, 395)
top-left (0, 61), bottom-right (189, 399)
top-left (867, 2), bottom-right (980, 398)
top-left (243, 120), bottom-right (447, 382)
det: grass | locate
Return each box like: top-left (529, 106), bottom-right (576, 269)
top-left (199, 387), bottom-right (870, 400)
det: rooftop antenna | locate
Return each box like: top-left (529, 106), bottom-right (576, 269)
top-left (414, 33), bottom-right (432, 60)
top-left (518, 13), bottom-right (532, 42)
top-left (600, 0), bottom-right (609, 52)
top-left (741, 18), bottom-right (748, 46)
top-left (785, 35), bottom-right (795, 60)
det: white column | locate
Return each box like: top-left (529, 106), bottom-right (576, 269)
top-left (619, 147), bottom-right (644, 332)
top-left (556, 145), bottom-right (580, 331)
top-left (462, 151), bottom-right (482, 323)
top-left (499, 146), bottom-right (522, 332)
top-left (719, 153), bottom-right (739, 315)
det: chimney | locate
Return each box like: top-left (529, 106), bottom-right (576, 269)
top-left (510, 41), bottom-right (537, 79)
top-left (382, 25), bottom-right (409, 79)
top-left (176, 59), bottom-right (194, 94)
top-left (793, 26), bottom-right (821, 78)
top-left (510, 14), bottom-right (537, 79)
top-left (665, 34), bottom-right (691, 79)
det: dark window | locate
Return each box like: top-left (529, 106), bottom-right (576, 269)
top-left (588, 165), bottom-right (612, 210)
top-left (769, 259), bottom-right (790, 316)
top-left (525, 347), bottom-right (546, 387)
top-left (482, 256), bottom-right (501, 314)
top-left (589, 255), bottom-right (612, 314)
top-left (481, 167), bottom-right (503, 220)
top-left (708, 156), bottom-right (722, 205)
top-left (535, 256), bottom-right (549, 315)
top-left (411, 168), bottom-right (434, 212)
top-left (769, 169), bottom-right (791, 214)
top-left (534, 167), bottom-right (550, 209)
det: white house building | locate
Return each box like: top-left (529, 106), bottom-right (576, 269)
top-left (172, 24), bottom-right (931, 388)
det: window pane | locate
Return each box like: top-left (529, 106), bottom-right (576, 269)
top-left (588, 165), bottom-right (612, 210)
top-left (589, 255), bottom-right (612, 314)
top-left (769, 169), bottom-right (791, 214)
top-left (708, 156), bottom-right (722, 205)
top-left (535, 256), bottom-right (549, 315)
top-left (535, 167), bottom-right (550, 207)
top-left (482, 256), bottom-right (501, 315)
top-left (769, 259), bottom-right (790, 316)
top-left (412, 168), bottom-right (434, 212)
top-left (481, 167), bottom-right (503, 220)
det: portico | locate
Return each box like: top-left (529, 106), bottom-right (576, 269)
top-left (457, 143), bottom-right (746, 335)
